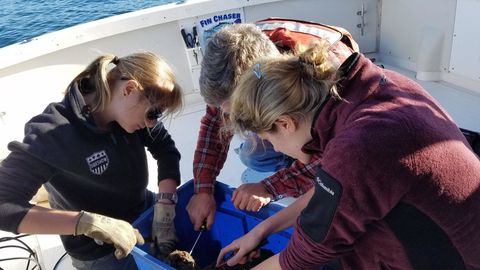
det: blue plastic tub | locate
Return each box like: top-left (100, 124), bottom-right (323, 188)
top-left (131, 179), bottom-right (293, 269)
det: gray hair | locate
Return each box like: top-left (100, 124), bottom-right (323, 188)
top-left (199, 23), bottom-right (280, 106)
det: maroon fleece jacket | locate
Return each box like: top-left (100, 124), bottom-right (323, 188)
top-left (279, 54), bottom-right (480, 270)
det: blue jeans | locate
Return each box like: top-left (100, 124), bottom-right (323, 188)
top-left (71, 253), bottom-right (139, 270)
top-left (237, 133), bottom-right (293, 172)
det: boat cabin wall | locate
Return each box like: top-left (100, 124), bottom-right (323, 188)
top-left (378, 0), bottom-right (480, 92)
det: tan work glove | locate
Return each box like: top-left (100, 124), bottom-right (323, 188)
top-left (74, 211), bottom-right (145, 259)
top-left (151, 202), bottom-right (178, 259)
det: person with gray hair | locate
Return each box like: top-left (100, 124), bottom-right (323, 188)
top-left (198, 23), bottom-right (279, 107)
top-left (187, 20), bottom-right (358, 232)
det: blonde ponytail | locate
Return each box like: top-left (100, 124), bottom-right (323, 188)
top-left (296, 40), bottom-right (342, 99)
top-left (66, 55), bottom-right (115, 112)
top-left (230, 39), bottom-right (341, 137)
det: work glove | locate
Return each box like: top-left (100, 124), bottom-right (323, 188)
top-left (74, 211), bottom-right (145, 259)
top-left (151, 202), bottom-right (178, 260)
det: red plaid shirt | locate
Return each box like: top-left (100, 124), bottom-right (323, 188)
top-left (193, 21), bottom-right (356, 199)
top-left (193, 105), bottom-right (318, 200)
top-left (193, 105), bottom-right (233, 195)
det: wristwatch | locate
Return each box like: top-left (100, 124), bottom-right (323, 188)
top-left (156, 192), bottom-right (178, 204)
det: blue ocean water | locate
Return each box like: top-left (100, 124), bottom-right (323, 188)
top-left (0, 0), bottom-right (177, 49)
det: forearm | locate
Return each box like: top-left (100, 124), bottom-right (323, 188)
top-left (158, 179), bottom-right (177, 193)
top-left (17, 206), bottom-right (81, 235)
top-left (252, 254), bottom-right (281, 270)
top-left (215, 190), bottom-right (313, 269)
top-left (253, 188), bottom-right (314, 239)
top-left (158, 179), bottom-right (177, 203)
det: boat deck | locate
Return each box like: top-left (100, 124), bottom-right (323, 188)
top-left (1, 59), bottom-right (479, 270)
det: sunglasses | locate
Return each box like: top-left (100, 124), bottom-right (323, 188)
top-left (147, 107), bottom-right (163, 121)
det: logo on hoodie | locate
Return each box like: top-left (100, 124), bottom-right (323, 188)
top-left (316, 176), bottom-right (335, 196)
top-left (86, 150), bottom-right (109, 175)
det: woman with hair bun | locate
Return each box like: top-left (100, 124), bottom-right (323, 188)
top-left (218, 40), bottom-right (480, 270)
top-left (0, 52), bottom-right (183, 270)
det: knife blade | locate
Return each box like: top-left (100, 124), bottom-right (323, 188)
top-left (192, 26), bottom-right (203, 56)
top-left (189, 220), bottom-right (207, 255)
top-left (192, 26), bottom-right (199, 46)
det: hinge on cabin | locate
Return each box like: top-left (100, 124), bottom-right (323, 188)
top-left (0, 112), bottom-right (5, 125)
top-left (357, 4), bottom-right (365, 36)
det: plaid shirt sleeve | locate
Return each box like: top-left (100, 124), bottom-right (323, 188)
top-left (261, 153), bottom-right (322, 201)
top-left (193, 105), bottom-right (233, 194)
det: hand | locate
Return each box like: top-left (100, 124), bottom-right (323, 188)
top-left (216, 231), bottom-right (263, 267)
top-left (75, 211), bottom-right (144, 259)
top-left (151, 203), bottom-right (178, 258)
top-left (232, 183), bottom-right (273, 212)
top-left (186, 193), bottom-right (216, 230)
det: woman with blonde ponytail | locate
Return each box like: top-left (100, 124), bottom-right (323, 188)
top-left (0, 52), bottom-right (184, 270)
top-left (218, 40), bottom-right (480, 269)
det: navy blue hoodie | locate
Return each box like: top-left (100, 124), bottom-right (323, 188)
top-left (0, 83), bottom-right (181, 260)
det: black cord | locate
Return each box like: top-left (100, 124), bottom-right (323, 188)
top-left (0, 234), bottom-right (42, 270)
top-left (0, 236), bottom-right (37, 270)
top-left (0, 245), bottom-right (39, 269)
top-left (0, 257), bottom-right (42, 270)
top-left (53, 252), bottom-right (68, 270)
top-left (0, 236), bottom-right (37, 255)
top-left (0, 245), bottom-right (34, 254)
